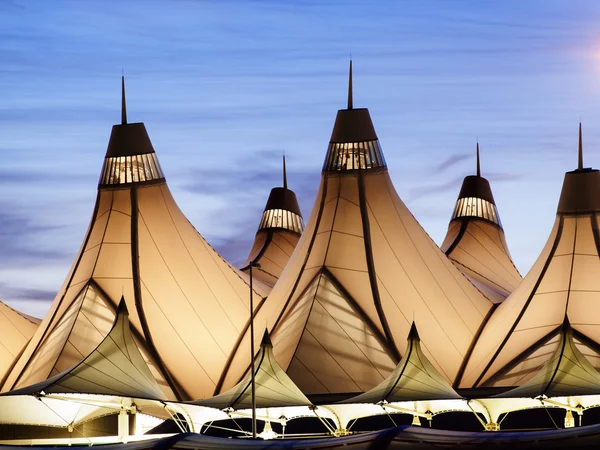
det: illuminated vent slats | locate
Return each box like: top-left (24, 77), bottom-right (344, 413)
top-left (323, 140), bottom-right (386, 171)
top-left (99, 153), bottom-right (164, 186)
top-left (452, 196), bottom-right (501, 226)
top-left (259, 208), bottom-right (304, 234)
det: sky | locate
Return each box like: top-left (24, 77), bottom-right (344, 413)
top-left (1, 0), bottom-right (600, 318)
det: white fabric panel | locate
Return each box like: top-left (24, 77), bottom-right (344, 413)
top-left (344, 325), bottom-right (462, 403)
top-left (197, 335), bottom-right (310, 410)
top-left (0, 302), bottom-right (38, 383)
top-left (10, 301), bottom-right (165, 400)
top-left (283, 273), bottom-right (394, 394)
top-left (364, 172), bottom-right (492, 383)
top-left (460, 218), bottom-right (562, 388)
top-left (442, 219), bottom-right (522, 303)
top-left (462, 213), bottom-right (600, 388)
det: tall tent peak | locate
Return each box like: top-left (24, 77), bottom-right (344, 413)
top-left (556, 126), bottom-right (600, 214)
top-left (347, 59), bottom-right (353, 110)
top-left (99, 78), bottom-right (164, 186)
top-left (324, 62), bottom-right (385, 171)
top-left (476, 142), bottom-right (481, 177)
top-left (121, 75), bottom-right (127, 125)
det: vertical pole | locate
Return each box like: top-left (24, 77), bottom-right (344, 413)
top-left (249, 262), bottom-right (257, 438)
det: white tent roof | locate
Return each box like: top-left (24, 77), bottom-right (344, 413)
top-left (6, 298), bottom-right (166, 400)
top-left (342, 323), bottom-right (462, 403)
top-left (495, 318), bottom-right (600, 398)
top-left (196, 330), bottom-right (311, 410)
top-left (1, 81), bottom-right (268, 401)
top-left (440, 145), bottom-right (521, 304)
top-left (0, 300), bottom-right (38, 384)
top-left (459, 132), bottom-right (600, 389)
top-left (219, 65), bottom-right (493, 396)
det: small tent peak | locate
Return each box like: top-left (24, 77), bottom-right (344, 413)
top-left (261, 329), bottom-right (273, 348)
top-left (121, 75), bottom-right (127, 125)
top-left (116, 296), bottom-right (129, 315)
top-left (347, 60), bottom-right (353, 110)
top-left (476, 142), bottom-right (481, 177)
top-left (561, 314), bottom-right (572, 332)
top-left (578, 122), bottom-right (583, 171)
top-left (283, 153), bottom-right (287, 190)
top-left (408, 321), bottom-right (420, 341)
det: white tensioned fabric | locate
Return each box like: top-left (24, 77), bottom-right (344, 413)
top-left (343, 324), bottom-right (462, 404)
top-left (241, 229), bottom-right (301, 288)
top-left (2, 181), bottom-right (268, 401)
top-left (495, 319), bottom-right (600, 398)
top-left (460, 213), bottom-right (600, 388)
top-left (196, 331), bottom-right (311, 410)
top-left (222, 167), bottom-right (493, 395)
top-left (7, 300), bottom-right (165, 400)
top-left (441, 219), bottom-right (522, 303)
top-left (0, 301), bottom-right (38, 383)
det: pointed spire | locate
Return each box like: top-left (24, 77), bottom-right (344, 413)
top-left (117, 295), bottom-right (129, 315)
top-left (261, 329), bottom-right (272, 348)
top-left (347, 60), bottom-right (353, 110)
top-left (476, 142), bottom-right (481, 177)
top-left (283, 153), bottom-right (288, 190)
top-left (121, 75), bottom-right (127, 125)
top-left (408, 321), bottom-right (420, 341)
top-left (578, 122), bottom-right (583, 171)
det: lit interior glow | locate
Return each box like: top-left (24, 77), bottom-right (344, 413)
top-left (323, 140), bottom-right (386, 171)
top-left (100, 153), bottom-right (164, 185)
top-left (452, 196), bottom-right (501, 226)
top-left (259, 208), bottom-right (304, 233)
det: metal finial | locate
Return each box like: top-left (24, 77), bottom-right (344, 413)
top-left (476, 142), bottom-right (481, 177)
top-left (347, 60), bottom-right (353, 110)
top-left (121, 75), bottom-right (127, 125)
top-left (578, 122), bottom-right (583, 171)
top-left (283, 153), bottom-right (288, 190)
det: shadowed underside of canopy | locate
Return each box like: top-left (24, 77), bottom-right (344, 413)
top-left (196, 330), bottom-right (311, 410)
top-left (0, 78), bottom-right (268, 401)
top-left (495, 318), bottom-right (600, 398)
top-left (342, 323), bottom-right (462, 404)
top-left (0, 301), bottom-right (39, 385)
top-left (6, 298), bottom-right (166, 400)
top-left (460, 125), bottom-right (600, 389)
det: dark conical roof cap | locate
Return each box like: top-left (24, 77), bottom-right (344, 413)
top-left (105, 76), bottom-right (156, 158)
top-left (457, 176), bottom-right (495, 205)
top-left (557, 124), bottom-right (600, 214)
top-left (261, 329), bottom-right (273, 348)
top-left (329, 61), bottom-right (378, 144)
top-left (264, 187), bottom-right (302, 217)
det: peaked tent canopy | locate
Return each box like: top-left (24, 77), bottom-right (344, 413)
top-left (195, 330), bottom-right (311, 410)
top-left (495, 317), bottom-right (600, 398)
top-left (5, 298), bottom-right (166, 400)
top-left (0, 301), bottom-right (39, 385)
top-left (216, 62), bottom-right (493, 396)
top-left (460, 124), bottom-right (600, 389)
top-left (441, 144), bottom-right (521, 303)
top-left (342, 323), bottom-right (462, 404)
top-left (241, 156), bottom-right (304, 288)
top-left (1, 77), bottom-right (268, 401)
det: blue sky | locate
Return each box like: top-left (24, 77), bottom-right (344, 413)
top-left (1, 0), bottom-right (600, 317)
